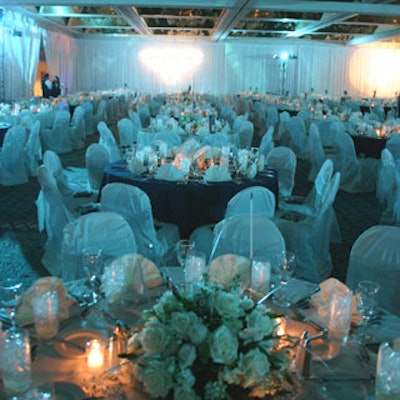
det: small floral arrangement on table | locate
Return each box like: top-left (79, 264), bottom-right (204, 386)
top-left (178, 112), bottom-right (203, 134)
top-left (123, 280), bottom-right (293, 399)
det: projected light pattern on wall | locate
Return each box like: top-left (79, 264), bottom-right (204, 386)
top-left (140, 46), bottom-right (204, 85)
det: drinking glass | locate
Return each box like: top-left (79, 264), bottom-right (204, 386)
top-left (175, 240), bottom-right (195, 268)
top-left (184, 250), bottom-right (206, 285)
top-left (250, 257), bottom-right (271, 300)
top-left (355, 280), bottom-right (380, 345)
top-left (0, 278), bottom-right (23, 330)
top-left (272, 251), bottom-right (296, 307)
top-left (376, 339), bottom-right (400, 400)
top-left (33, 284), bottom-right (59, 340)
top-left (82, 247), bottom-right (104, 304)
top-left (0, 329), bottom-right (31, 397)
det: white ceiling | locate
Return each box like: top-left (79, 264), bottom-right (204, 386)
top-left (3, 0), bottom-right (400, 46)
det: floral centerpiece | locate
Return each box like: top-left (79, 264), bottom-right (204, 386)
top-left (123, 280), bottom-right (293, 399)
top-left (178, 112), bottom-right (203, 134)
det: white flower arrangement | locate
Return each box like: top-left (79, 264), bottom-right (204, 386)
top-left (123, 280), bottom-right (292, 399)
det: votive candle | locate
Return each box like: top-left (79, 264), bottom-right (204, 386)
top-left (87, 339), bottom-right (104, 369)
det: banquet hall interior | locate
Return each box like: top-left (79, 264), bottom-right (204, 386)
top-left (1, 1), bottom-right (400, 399)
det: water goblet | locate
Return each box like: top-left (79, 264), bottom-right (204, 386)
top-left (272, 250), bottom-right (296, 307)
top-left (0, 278), bottom-right (24, 330)
top-left (355, 280), bottom-right (380, 345)
top-left (175, 240), bottom-right (196, 268)
top-left (82, 247), bottom-right (104, 304)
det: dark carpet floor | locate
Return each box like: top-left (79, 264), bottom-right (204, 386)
top-left (0, 134), bottom-right (384, 287)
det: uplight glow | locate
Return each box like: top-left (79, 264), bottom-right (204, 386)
top-left (140, 46), bottom-right (204, 85)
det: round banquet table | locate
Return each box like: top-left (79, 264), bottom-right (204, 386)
top-left (100, 160), bottom-right (279, 238)
top-left (350, 134), bottom-right (387, 159)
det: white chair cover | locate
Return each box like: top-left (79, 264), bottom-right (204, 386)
top-left (0, 125), bottom-right (29, 186)
top-left (105, 97), bottom-right (119, 126)
top-left (81, 100), bottom-right (95, 136)
top-left (314, 119), bottom-right (332, 148)
top-left (274, 172), bottom-right (340, 283)
top-left (117, 118), bottom-right (136, 147)
top-left (266, 146), bottom-right (297, 200)
top-left (85, 143), bottom-right (110, 191)
top-left (25, 120), bottom-right (42, 177)
top-left (333, 131), bottom-right (377, 193)
top-left (277, 110), bottom-right (290, 142)
top-left (308, 123), bottom-right (325, 182)
top-left (346, 225), bottom-right (400, 316)
top-left (266, 106), bottom-right (279, 132)
top-left (220, 106), bottom-right (236, 130)
top-left (259, 126), bottom-right (275, 159)
top-left (128, 109), bottom-right (143, 131)
top-left (225, 186), bottom-right (276, 219)
top-left (69, 105), bottom-right (86, 149)
top-left (97, 121), bottom-right (121, 162)
top-left (94, 99), bottom-right (107, 131)
top-left (100, 183), bottom-right (180, 265)
top-left (376, 148), bottom-right (397, 205)
top-left (43, 150), bottom-right (74, 197)
top-left (36, 165), bottom-right (75, 277)
top-left (286, 115), bottom-right (308, 159)
top-left (238, 120), bottom-right (254, 148)
top-left (153, 131), bottom-right (182, 149)
top-left (209, 214), bottom-right (285, 262)
top-left (41, 110), bottom-right (72, 154)
top-left (138, 104), bottom-right (151, 128)
top-left (233, 113), bottom-right (249, 132)
top-left (202, 132), bottom-right (231, 147)
top-left (61, 211), bottom-right (137, 282)
top-left (386, 134), bottom-right (400, 162)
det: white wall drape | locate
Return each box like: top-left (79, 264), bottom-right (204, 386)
top-left (42, 30), bottom-right (78, 95)
top-left (2, 10), bottom-right (42, 101)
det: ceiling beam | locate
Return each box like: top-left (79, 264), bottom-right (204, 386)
top-left (347, 27), bottom-right (400, 45)
top-left (114, 6), bottom-right (152, 36)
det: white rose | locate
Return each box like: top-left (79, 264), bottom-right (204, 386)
top-left (214, 291), bottom-right (242, 319)
top-left (140, 321), bottom-right (167, 354)
top-left (173, 386), bottom-right (200, 400)
top-left (188, 321), bottom-right (208, 345)
top-left (241, 309), bottom-right (274, 342)
top-left (210, 325), bottom-right (238, 365)
top-left (178, 343), bottom-right (197, 368)
top-left (237, 348), bottom-right (271, 389)
top-left (171, 311), bottom-right (197, 337)
top-left (137, 359), bottom-right (173, 398)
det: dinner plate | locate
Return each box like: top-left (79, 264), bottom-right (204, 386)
top-left (54, 329), bottom-right (107, 358)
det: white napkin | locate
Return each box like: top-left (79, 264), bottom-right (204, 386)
top-left (203, 165), bottom-right (231, 182)
top-left (155, 163), bottom-right (185, 181)
top-left (127, 158), bottom-right (146, 175)
top-left (246, 162), bottom-right (257, 179)
top-left (208, 254), bottom-right (250, 287)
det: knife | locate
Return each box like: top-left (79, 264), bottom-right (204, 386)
top-left (55, 336), bottom-right (86, 352)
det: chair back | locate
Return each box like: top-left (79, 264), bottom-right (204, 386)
top-left (117, 118), bottom-right (136, 147)
top-left (25, 120), bottom-right (42, 177)
top-left (97, 121), bottom-right (121, 162)
top-left (85, 143), bottom-right (110, 191)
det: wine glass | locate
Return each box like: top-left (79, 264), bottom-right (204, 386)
top-left (175, 240), bottom-right (196, 268)
top-left (0, 278), bottom-right (24, 330)
top-left (82, 247), bottom-right (104, 304)
top-left (272, 250), bottom-right (296, 307)
top-left (355, 280), bottom-right (380, 345)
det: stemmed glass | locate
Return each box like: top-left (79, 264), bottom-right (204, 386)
top-left (273, 251), bottom-right (296, 307)
top-left (0, 278), bottom-right (24, 330)
top-left (82, 247), bottom-right (104, 304)
top-left (355, 280), bottom-right (380, 345)
top-left (175, 240), bottom-right (196, 268)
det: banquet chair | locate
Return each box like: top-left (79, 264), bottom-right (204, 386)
top-left (266, 146), bottom-right (297, 200)
top-left (209, 214), bottom-right (285, 262)
top-left (105, 97), bottom-right (119, 126)
top-left (258, 126), bottom-right (275, 160)
top-left (314, 119), bottom-right (332, 148)
top-left (36, 164), bottom-right (75, 277)
top-left (266, 106), bottom-right (279, 135)
top-left (100, 182), bottom-right (180, 266)
top-left (202, 132), bottom-right (231, 147)
top-left (346, 225), bottom-right (400, 316)
top-left (40, 110), bottom-right (72, 154)
top-left (276, 111), bottom-right (290, 143)
top-left (297, 108), bottom-right (311, 132)
top-left (128, 109), bottom-right (143, 131)
top-left (68, 105), bottom-right (86, 150)
top-left (274, 172), bottom-right (340, 283)
top-left (286, 115), bottom-right (308, 159)
top-left (24, 119), bottom-right (42, 177)
top-left (308, 123), bottom-right (325, 182)
top-left (138, 104), bottom-right (151, 128)
top-left (220, 106), bottom-right (236, 130)
top-left (153, 130), bottom-right (182, 149)
top-left (233, 113), bottom-right (249, 132)
top-left (117, 118), bottom-right (136, 147)
top-left (0, 125), bottom-right (29, 186)
top-left (85, 143), bottom-right (110, 192)
top-left (43, 150), bottom-right (74, 197)
top-left (332, 130), bottom-right (377, 193)
top-left (61, 211), bottom-right (137, 282)
top-left (238, 120), bottom-right (254, 148)
top-left (386, 134), bottom-right (400, 163)
top-left (97, 121), bottom-right (121, 162)
top-left (80, 100), bottom-right (95, 137)
top-left (94, 99), bottom-right (107, 132)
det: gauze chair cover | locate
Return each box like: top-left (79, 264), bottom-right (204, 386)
top-left (0, 125), bottom-right (29, 186)
top-left (277, 110), bottom-right (290, 143)
top-left (68, 105), bottom-right (86, 150)
top-left (209, 214), bottom-right (285, 262)
top-left (85, 143), bottom-right (110, 192)
top-left (220, 106), bottom-right (236, 130)
top-left (308, 123), bottom-right (325, 182)
top-left (138, 104), bottom-right (151, 128)
top-left (97, 121), bottom-right (121, 162)
top-left (202, 132), bottom-right (231, 147)
top-left (81, 100), bottom-right (95, 136)
top-left (259, 126), bottom-right (275, 159)
top-left (36, 165), bottom-right (75, 277)
top-left (100, 183), bottom-right (180, 265)
top-left (43, 150), bottom-right (74, 197)
top-left (117, 118), bottom-right (136, 147)
top-left (376, 149), bottom-right (397, 205)
top-left (274, 172), bottom-right (340, 283)
top-left (128, 109), bottom-right (143, 131)
top-left (238, 120), bottom-right (254, 148)
top-left (233, 113), bottom-right (249, 132)
top-left (286, 116), bottom-right (308, 159)
top-left (266, 106), bottom-right (279, 133)
top-left (314, 119), bottom-right (332, 148)
top-left (105, 97), bottom-right (119, 126)
top-left (386, 134), bottom-right (400, 162)
top-left (153, 131), bottom-right (182, 149)
top-left (61, 211), bottom-right (137, 282)
top-left (225, 186), bottom-right (276, 219)
top-left (346, 225), bottom-right (400, 316)
top-left (40, 110), bottom-right (72, 154)
top-left (333, 130), bottom-right (377, 193)
top-left (297, 108), bottom-right (311, 132)
top-left (266, 146), bottom-right (297, 200)
top-left (94, 99), bottom-right (107, 131)
top-left (25, 120), bottom-right (42, 177)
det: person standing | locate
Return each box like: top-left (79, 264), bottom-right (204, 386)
top-left (51, 75), bottom-right (61, 97)
top-left (41, 73), bottom-right (52, 98)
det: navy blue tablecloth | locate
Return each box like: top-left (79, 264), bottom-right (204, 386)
top-left (100, 161), bottom-right (279, 238)
top-left (350, 134), bottom-right (386, 159)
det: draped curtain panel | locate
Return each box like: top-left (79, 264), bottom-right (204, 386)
top-left (2, 10), bottom-right (42, 101)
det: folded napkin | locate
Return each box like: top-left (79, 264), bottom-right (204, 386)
top-left (127, 158), bottom-right (147, 175)
top-left (102, 253), bottom-right (162, 305)
top-left (16, 277), bottom-right (74, 326)
top-left (155, 163), bottom-right (185, 181)
top-left (208, 254), bottom-right (250, 287)
top-left (246, 162), bottom-right (257, 179)
top-left (191, 145), bottom-right (211, 162)
top-left (203, 165), bottom-right (231, 182)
